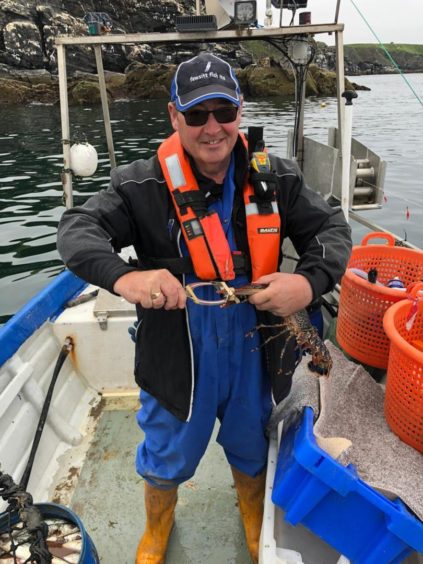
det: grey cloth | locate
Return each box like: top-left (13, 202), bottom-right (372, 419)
top-left (315, 342), bottom-right (423, 521)
top-left (270, 341), bottom-right (423, 522)
top-left (267, 360), bottom-right (321, 434)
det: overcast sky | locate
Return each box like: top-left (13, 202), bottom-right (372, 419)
top-left (258, 0), bottom-right (423, 45)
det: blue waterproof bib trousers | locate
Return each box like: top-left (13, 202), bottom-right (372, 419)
top-left (136, 156), bottom-right (272, 488)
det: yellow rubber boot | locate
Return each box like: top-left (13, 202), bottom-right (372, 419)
top-left (231, 466), bottom-right (266, 564)
top-left (135, 483), bottom-right (178, 564)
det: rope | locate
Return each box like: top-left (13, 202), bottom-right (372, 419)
top-left (0, 473), bottom-right (52, 563)
top-left (349, 0), bottom-right (423, 108)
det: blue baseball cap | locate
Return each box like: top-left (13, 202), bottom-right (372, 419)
top-left (170, 53), bottom-right (241, 111)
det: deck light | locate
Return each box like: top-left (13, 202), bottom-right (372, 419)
top-left (204, 0), bottom-right (257, 29)
top-left (287, 35), bottom-right (312, 65)
top-left (234, 1), bottom-right (257, 26)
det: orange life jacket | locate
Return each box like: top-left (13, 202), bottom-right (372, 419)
top-left (157, 132), bottom-right (281, 281)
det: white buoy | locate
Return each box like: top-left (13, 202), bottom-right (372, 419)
top-left (70, 142), bottom-right (98, 177)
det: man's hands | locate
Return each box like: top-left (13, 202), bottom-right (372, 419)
top-left (113, 270), bottom-right (186, 310)
top-left (248, 272), bottom-right (313, 317)
top-left (113, 270), bottom-right (312, 315)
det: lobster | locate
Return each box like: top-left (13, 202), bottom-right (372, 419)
top-left (185, 281), bottom-right (333, 377)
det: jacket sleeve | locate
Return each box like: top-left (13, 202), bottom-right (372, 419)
top-left (56, 168), bottom-right (139, 293)
top-left (274, 157), bottom-right (352, 299)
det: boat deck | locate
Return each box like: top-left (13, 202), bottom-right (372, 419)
top-left (68, 403), bottom-right (251, 564)
top-left (66, 398), bottom-right (352, 564)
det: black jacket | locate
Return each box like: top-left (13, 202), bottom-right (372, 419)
top-left (57, 136), bottom-right (352, 420)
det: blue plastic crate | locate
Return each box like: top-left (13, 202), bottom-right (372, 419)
top-left (272, 407), bottom-right (423, 563)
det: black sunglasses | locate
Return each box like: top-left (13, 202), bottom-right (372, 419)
top-left (181, 106), bottom-right (239, 127)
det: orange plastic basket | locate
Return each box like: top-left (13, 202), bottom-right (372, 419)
top-left (336, 233), bottom-right (423, 368)
top-left (383, 283), bottom-right (423, 453)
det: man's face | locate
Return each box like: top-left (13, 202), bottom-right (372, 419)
top-left (168, 98), bottom-right (242, 178)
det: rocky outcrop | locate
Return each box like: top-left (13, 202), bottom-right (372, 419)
top-left (124, 63), bottom-right (177, 99)
top-left (0, 0), bottom-right (195, 74)
top-left (0, 77), bottom-right (31, 103)
top-left (0, 0), bottom-right (259, 103)
top-left (0, 58), bottom-right (358, 106)
top-left (237, 64), bottom-right (295, 97)
top-left (3, 20), bottom-right (44, 67)
top-left (315, 42), bottom-right (423, 76)
top-left (0, 1), bottom-right (370, 105)
top-left (235, 62), bottom-right (357, 98)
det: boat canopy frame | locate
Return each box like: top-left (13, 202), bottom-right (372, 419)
top-left (55, 20), bottom-right (346, 209)
top-left (55, 9), bottom-right (413, 249)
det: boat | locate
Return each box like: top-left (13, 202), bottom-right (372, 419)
top-left (1, 1), bottom-right (422, 562)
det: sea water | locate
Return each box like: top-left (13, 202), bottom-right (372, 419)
top-left (0, 73), bottom-right (422, 323)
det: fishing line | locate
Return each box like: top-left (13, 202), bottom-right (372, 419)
top-left (382, 190), bottom-right (423, 210)
top-left (349, 0), bottom-right (423, 108)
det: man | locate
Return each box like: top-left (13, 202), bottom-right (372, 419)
top-left (57, 52), bottom-right (352, 563)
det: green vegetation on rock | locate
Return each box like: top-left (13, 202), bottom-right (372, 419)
top-left (347, 44), bottom-right (423, 55)
top-left (344, 43), bottom-right (423, 72)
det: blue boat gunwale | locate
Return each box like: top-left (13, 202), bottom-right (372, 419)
top-left (0, 269), bottom-right (87, 368)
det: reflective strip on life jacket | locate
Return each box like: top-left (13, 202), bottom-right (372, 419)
top-left (158, 133), bottom-right (235, 281)
top-left (164, 153), bottom-right (187, 188)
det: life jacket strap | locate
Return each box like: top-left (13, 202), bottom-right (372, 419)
top-left (249, 171), bottom-right (278, 195)
top-left (173, 189), bottom-right (208, 216)
top-left (138, 253), bottom-right (251, 276)
top-left (248, 196), bottom-right (277, 215)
